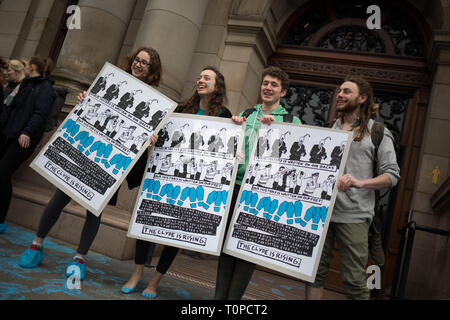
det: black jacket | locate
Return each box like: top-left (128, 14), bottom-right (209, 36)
top-left (0, 76), bottom-right (54, 144)
top-left (0, 88), bottom-right (4, 114)
top-left (3, 81), bottom-right (20, 97)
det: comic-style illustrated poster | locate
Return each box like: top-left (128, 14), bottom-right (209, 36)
top-left (127, 113), bottom-right (244, 256)
top-left (30, 63), bottom-right (177, 216)
top-left (223, 122), bottom-right (353, 282)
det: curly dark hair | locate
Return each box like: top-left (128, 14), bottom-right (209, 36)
top-left (119, 47), bottom-right (162, 87)
top-left (262, 66), bottom-right (290, 92)
top-left (175, 66), bottom-right (228, 116)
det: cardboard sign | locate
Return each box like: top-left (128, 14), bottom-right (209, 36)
top-left (30, 62), bottom-right (177, 216)
top-left (223, 122), bottom-right (352, 282)
top-left (128, 113), bottom-right (245, 256)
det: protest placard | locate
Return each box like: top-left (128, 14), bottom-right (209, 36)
top-left (223, 122), bottom-right (352, 282)
top-left (30, 62), bottom-right (177, 216)
top-left (127, 113), bottom-right (244, 255)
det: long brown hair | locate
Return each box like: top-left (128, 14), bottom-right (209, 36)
top-left (29, 57), bottom-right (54, 77)
top-left (175, 66), bottom-right (228, 116)
top-left (339, 76), bottom-right (378, 142)
top-left (119, 47), bottom-right (162, 87)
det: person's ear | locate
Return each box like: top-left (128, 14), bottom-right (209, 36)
top-left (358, 94), bottom-right (368, 104)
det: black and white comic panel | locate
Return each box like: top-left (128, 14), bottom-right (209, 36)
top-left (224, 122), bottom-right (352, 282)
top-left (128, 114), bottom-right (244, 255)
top-left (30, 62), bottom-right (177, 215)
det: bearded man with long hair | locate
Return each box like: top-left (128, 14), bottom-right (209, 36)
top-left (306, 76), bottom-right (400, 300)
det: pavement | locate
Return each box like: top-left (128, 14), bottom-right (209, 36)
top-left (0, 222), bottom-right (345, 301)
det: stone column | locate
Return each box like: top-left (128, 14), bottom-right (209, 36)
top-left (180, 0), bottom-right (233, 101)
top-left (53, 0), bottom-right (136, 104)
top-left (219, 0), bottom-right (275, 114)
top-left (133, 0), bottom-right (209, 101)
top-left (0, 0), bottom-right (33, 57)
top-left (407, 31), bottom-right (450, 298)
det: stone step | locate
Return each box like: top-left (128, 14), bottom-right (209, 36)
top-left (8, 182), bottom-right (137, 260)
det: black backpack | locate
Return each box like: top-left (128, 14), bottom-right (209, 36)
top-left (44, 87), bottom-right (68, 132)
top-left (370, 121), bottom-right (385, 207)
top-left (241, 108), bottom-right (295, 123)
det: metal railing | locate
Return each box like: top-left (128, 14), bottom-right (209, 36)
top-left (391, 216), bottom-right (449, 300)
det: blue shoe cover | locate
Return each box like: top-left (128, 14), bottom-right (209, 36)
top-left (18, 245), bottom-right (44, 268)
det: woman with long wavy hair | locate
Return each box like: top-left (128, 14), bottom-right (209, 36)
top-left (18, 48), bottom-right (162, 281)
top-left (121, 66), bottom-right (232, 298)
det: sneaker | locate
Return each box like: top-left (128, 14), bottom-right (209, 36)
top-left (66, 258), bottom-right (86, 281)
top-left (18, 244), bottom-right (44, 268)
top-left (0, 222), bottom-right (7, 234)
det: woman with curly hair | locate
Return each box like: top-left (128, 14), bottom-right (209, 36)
top-left (121, 66), bottom-right (232, 298)
top-left (18, 48), bottom-right (162, 281)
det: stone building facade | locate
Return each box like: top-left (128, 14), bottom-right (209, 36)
top-left (1, 0), bottom-right (449, 299)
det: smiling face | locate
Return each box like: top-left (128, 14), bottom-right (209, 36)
top-left (5, 66), bottom-right (18, 82)
top-left (131, 50), bottom-right (151, 80)
top-left (197, 69), bottom-right (217, 97)
top-left (260, 75), bottom-right (287, 107)
top-left (336, 81), bottom-right (366, 114)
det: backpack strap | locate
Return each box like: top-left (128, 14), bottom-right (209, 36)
top-left (283, 114), bottom-right (294, 123)
top-left (241, 108), bottom-right (255, 119)
top-left (371, 121), bottom-right (385, 154)
top-left (371, 121), bottom-right (385, 175)
top-left (371, 121), bottom-right (385, 214)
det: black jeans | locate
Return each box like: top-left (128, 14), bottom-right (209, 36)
top-left (214, 184), bottom-right (256, 300)
top-left (135, 240), bottom-right (179, 275)
top-left (0, 135), bottom-right (37, 224)
top-left (36, 189), bottom-right (102, 255)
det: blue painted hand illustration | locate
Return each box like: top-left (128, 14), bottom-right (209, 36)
top-left (177, 187), bottom-right (191, 206)
top-left (304, 206), bottom-right (328, 230)
top-left (152, 180), bottom-right (161, 201)
top-left (62, 119), bottom-right (80, 144)
top-left (294, 201), bottom-right (306, 227)
top-left (168, 185), bottom-right (181, 205)
top-left (189, 187), bottom-right (197, 208)
top-left (101, 144), bottom-right (113, 167)
top-left (160, 183), bottom-right (173, 203)
top-left (196, 186), bottom-right (205, 208)
top-left (74, 131), bottom-right (94, 153)
top-left (142, 179), bottom-right (154, 198)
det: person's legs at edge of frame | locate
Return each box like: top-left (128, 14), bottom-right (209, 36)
top-left (65, 210), bottom-right (102, 281)
top-left (214, 184), bottom-right (240, 300)
top-left (0, 137), bottom-right (36, 235)
top-left (305, 222), bottom-right (336, 300)
top-left (18, 189), bottom-right (71, 268)
top-left (334, 221), bottom-right (370, 300)
top-left (121, 240), bottom-right (155, 294)
top-left (215, 183), bottom-right (256, 300)
top-left (140, 245), bottom-right (179, 299)
top-left (306, 221), bottom-right (371, 300)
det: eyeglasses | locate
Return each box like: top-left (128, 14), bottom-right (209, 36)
top-left (133, 57), bottom-right (150, 68)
